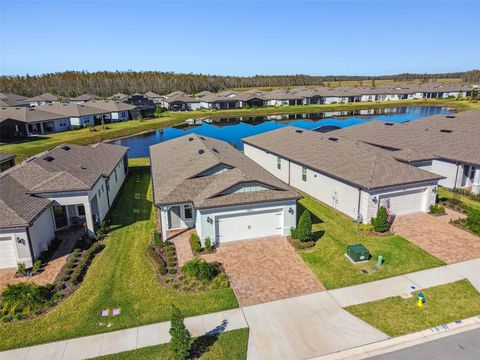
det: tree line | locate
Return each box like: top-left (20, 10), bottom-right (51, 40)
top-left (0, 70), bottom-right (478, 97)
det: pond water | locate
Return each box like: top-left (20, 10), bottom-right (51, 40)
top-left (111, 106), bottom-right (451, 158)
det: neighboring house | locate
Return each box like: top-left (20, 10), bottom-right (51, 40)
top-left (85, 100), bottom-right (137, 122)
top-left (144, 91), bottom-right (163, 105)
top-left (243, 127), bottom-right (443, 223)
top-left (107, 93), bottom-right (128, 101)
top-left (0, 143), bottom-right (128, 269)
top-left (70, 93), bottom-right (100, 104)
top-left (150, 134), bottom-right (298, 245)
top-left (26, 92), bottom-right (66, 107)
top-left (0, 152), bottom-right (16, 173)
top-left (330, 110), bottom-right (480, 194)
top-left (120, 93), bottom-right (155, 117)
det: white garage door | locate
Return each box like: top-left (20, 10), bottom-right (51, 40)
top-left (381, 190), bottom-right (425, 216)
top-left (215, 208), bottom-right (283, 243)
top-left (0, 236), bottom-right (17, 269)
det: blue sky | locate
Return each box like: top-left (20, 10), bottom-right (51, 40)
top-left (1, 0), bottom-right (479, 76)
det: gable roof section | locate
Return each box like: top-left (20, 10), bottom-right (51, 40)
top-left (150, 134), bottom-right (298, 209)
top-left (0, 142), bottom-right (127, 228)
top-left (243, 127), bottom-right (443, 191)
top-left (330, 110), bottom-right (480, 166)
top-left (71, 93), bottom-right (100, 101)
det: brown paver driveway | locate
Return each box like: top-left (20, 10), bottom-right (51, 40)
top-left (393, 209), bottom-right (480, 264)
top-left (203, 236), bottom-right (324, 306)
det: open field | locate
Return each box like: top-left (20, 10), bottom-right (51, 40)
top-left (0, 158), bottom-right (238, 351)
top-left (297, 192), bottom-right (445, 289)
top-left (1, 99), bottom-right (479, 162)
top-left (97, 328), bottom-right (249, 360)
top-left (346, 279), bottom-right (480, 337)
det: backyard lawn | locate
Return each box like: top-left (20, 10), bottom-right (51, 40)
top-left (97, 328), bottom-right (249, 360)
top-left (437, 187), bottom-right (480, 212)
top-left (297, 193), bottom-right (445, 289)
top-left (346, 279), bottom-right (480, 337)
top-left (0, 158), bottom-right (238, 351)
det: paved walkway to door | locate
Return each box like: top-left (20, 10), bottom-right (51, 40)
top-left (392, 209), bottom-right (480, 264)
top-left (202, 236), bottom-right (324, 306)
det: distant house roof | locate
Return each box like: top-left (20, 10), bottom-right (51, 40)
top-left (107, 93), bottom-right (128, 101)
top-left (150, 134), bottom-right (298, 209)
top-left (0, 93), bottom-right (29, 107)
top-left (86, 100), bottom-right (136, 112)
top-left (27, 92), bottom-right (65, 102)
top-left (145, 91), bottom-right (162, 99)
top-left (1, 106), bottom-right (69, 123)
top-left (330, 110), bottom-right (480, 166)
top-left (243, 127), bottom-right (443, 191)
top-left (71, 93), bottom-right (100, 101)
top-left (0, 143), bottom-right (128, 228)
top-left (36, 103), bottom-right (106, 117)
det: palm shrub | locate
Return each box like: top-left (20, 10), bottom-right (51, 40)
top-left (169, 306), bottom-right (191, 360)
top-left (1, 283), bottom-right (50, 316)
top-left (296, 209), bottom-right (313, 242)
top-left (190, 233), bottom-right (202, 253)
top-left (466, 209), bottom-right (480, 235)
top-left (17, 263), bottom-right (27, 276)
top-left (204, 237), bottom-right (212, 252)
top-left (31, 260), bottom-right (42, 275)
top-left (372, 206), bottom-right (390, 233)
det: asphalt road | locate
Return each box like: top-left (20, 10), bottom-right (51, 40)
top-left (370, 328), bottom-right (480, 360)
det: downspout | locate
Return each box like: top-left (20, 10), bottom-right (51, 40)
top-left (453, 162), bottom-right (460, 190)
top-left (105, 176), bottom-right (111, 208)
top-left (25, 227), bottom-right (35, 267)
top-left (357, 188), bottom-right (362, 223)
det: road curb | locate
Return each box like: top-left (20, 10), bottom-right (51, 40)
top-left (310, 315), bottom-right (480, 360)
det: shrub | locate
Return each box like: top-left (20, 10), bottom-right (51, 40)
top-left (358, 223), bottom-right (374, 232)
top-left (429, 204), bottom-right (446, 215)
top-left (182, 258), bottom-right (218, 281)
top-left (466, 209), bottom-right (480, 235)
top-left (290, 227), bottom-right (298, 239)
top-left (17, 263), bottom-right (27, 276)
top-left (70, 243), bottom-right (104, 285)
top-left (190, 233), bottom-right (202, 253)
top-left (1, 283), bottom-right (50, 316)
top-left (153, 231), bottom-right (162, 246)
top-left (296, 210), bottom-right (312, 242)
top-left (372, 206), bottom-right (390, 233)
top-left (169, 306), bottom-right (191, 360)
top-left (204, 237), bottom-right (212, 252)
top-left (31, 260), bottom-right (42, 275)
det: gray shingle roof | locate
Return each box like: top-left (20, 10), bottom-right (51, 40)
top-left (150, 134), bottom-right (298, 209)
top-left (243, 127), bottom-right (443, 190)
top-left (71, 93), bottom-right (100, 101)
top-left (330, 110), bottom-right (480, 166)
top-left (0, 143), bottom-right (127, 228)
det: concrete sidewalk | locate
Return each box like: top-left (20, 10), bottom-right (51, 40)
top-left (0, 308), bottom-right (247, 360)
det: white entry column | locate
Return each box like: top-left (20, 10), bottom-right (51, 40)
top-left (473, 167), bottom-right (480, 195)
top-left (160, 206), bottom-right (169, 241)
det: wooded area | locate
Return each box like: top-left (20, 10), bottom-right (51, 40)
top-left (1, 70), bottom-right (478, 97)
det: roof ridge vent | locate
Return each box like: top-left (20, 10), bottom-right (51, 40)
top-left (440, 129), bottom-right (453, 133)
top-left (384, 122), bottom-right (394, 126)
top-left (328, 137), bottom-right (339, 142)
top-left (295, 129), bottom-right (303, 133)
top-left (198, 149), bottom-right (205, 155)
top-left (43, 156), bottom-right (55, 162)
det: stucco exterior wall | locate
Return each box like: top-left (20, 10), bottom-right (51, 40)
top-left (29, 207), bottom-right (56, 259)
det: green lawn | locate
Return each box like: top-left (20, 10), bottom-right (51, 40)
top-left (437, 187), bottom-right (480, 212)
top-left (0, 159), bottom-right (238, 351)
top-left (2, 99), bottom-right (478, 162)
top-left (346, 280), bottom-right (480, 337)
top-left (96, 328), bottom-right (249, 360)
top-left (297, 193), bottom-right (445, 289)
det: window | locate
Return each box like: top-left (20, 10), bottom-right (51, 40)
top-left (277, 156), bottom-right (281, 170)
top-left (302, 167), bottom-right (307, 182)
top-left (184, 205), bottom-right (193, 219)
top-left (77, 205), bottom-right (86, 216)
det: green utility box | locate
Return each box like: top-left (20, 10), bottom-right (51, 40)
top-left (346, 244), bottom-right (371, 263)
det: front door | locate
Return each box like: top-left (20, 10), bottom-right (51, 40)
top-left (53, 206), bottom-right (68, 229)
top-left (168, 206), bottom-right (182, 228)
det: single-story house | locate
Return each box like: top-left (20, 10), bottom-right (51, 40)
top-left (150, 134), bottom-right (298, 246)
top-left (330, 110), bottom-right (480, 194)
top-left (26, 92), bottom-right (67, 107)
top-left (0, 142), bottom-right (128, 269)
top-left (120, 93), bottom-right (155, 117)
top-left (0, 93), bottom-right (30, 107)
top-left (243, 127), bottom-right (443, 223)
top-left (85, 100), bottom-right (137, 122)
top-left (0, 152), bottom-right (16, 173)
